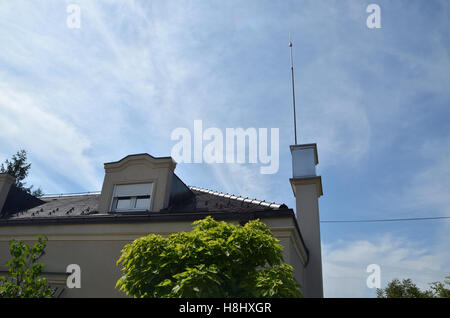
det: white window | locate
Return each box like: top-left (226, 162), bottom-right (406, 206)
top-left (110, 183), bottom-right (153, 212)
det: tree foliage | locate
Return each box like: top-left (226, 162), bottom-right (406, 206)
top-left (0, 236), bottom-right (53, 298)
top-left (1, 149), bottom-right (43, 197)
top-left (377, 277), bottom-right (450, 298)
top-left (116, 217), bottom-right (302, 298)
top-left (428, 277), bottom-right (450, 298)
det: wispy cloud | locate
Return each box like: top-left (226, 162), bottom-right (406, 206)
top-left (323, 233), bottom-right (450, 298)
top-left (0, 0), bottom-right (449, 298)
top-left (0, 82), bottom-right (97, 191)
top-left (401, 137), bottom-right (450, 215)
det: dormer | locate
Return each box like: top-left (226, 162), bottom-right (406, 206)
top-left (98, 154), bottom-right (177, 213)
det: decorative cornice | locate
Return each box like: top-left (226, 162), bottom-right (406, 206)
top-left (104, 153), bottom-right (176, 172)
top-left (290, 176), bottom-right (323, 197)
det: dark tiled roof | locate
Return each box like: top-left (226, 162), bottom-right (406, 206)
top-left (189, 186), bottom-right (287, 212)
top-left (7, 193), bottom-right (100, 219)
top-left (4, 186), bottom-right (287, 220)
top-left (0, 185), bottom-right (45, 217)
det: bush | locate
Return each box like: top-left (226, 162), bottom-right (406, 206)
top-left (0, 236), bottom-right (53, 298)
top-left (116, 217), bottom-right (302, 298)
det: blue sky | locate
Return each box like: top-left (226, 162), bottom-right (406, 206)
top-left (0, 0), bottom-right (449, 297)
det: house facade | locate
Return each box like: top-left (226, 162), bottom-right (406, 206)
top-left (0, 145), bottom-right (323, 297)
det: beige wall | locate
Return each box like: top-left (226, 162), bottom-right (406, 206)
top-left (0, 217), bottom-right (307, 298)
top-left (290, 177), bottom-right (324, 298)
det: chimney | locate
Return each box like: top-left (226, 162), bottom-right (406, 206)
top-left (0, 173), bottom-right (15, 214)
top-left (289, 144), bottom-right (324, 298)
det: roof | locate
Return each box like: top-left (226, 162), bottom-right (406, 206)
top-left (3, 185), bottom-right (287, 220)
top-left (0, 184), bottom-right (46, 218)
top-left (6, 193), bottom-right (101, 219)
top-left (0, 185), bottom-right (305, 259)
top-left (189, 186), bottom-right (287, 211)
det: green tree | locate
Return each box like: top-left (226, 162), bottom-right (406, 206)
top-left (429, 276), bottom-right (450, 298)
top-left (377, 277), bottom-right (450, 298)
top-left (1, 149), bottom-right (43, 197)
top-left (0, 236), bottom-right (53, 298)
top-left (116, 216), bottom-right (302, 298)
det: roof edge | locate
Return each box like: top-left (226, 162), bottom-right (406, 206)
top-left (104, 153), bottom-right (174, 166)
top-left (189, 186), bottom-right (287, 210)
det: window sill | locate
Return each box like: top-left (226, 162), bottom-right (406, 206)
top-left (108, 209), bottom-right (151, 215)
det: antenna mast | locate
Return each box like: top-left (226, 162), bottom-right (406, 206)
top-left (289, 35), bottom-right (298, 145)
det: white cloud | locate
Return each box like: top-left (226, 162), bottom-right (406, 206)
top-left (405, 138), bottom-right (450, 214)
top-left (380, 137), bottom-right (450, 218)
top-left (0, 0), bottom-right (376, 190)
top-left (324, 136), bottom-right (450, 298)
top-left (305, 96), bottom-right (371, 168)
top-left (323, 233), bottom-right (450, 298)
top-left (210, 163), bottom-right (273, 201)
top-left (0, 83), bottom-right (98, 191)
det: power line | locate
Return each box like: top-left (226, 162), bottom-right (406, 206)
top-left (321, 216), bottom-right (450, 223)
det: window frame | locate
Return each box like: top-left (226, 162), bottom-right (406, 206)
top-left (110, 183), bottom-right (154, 213)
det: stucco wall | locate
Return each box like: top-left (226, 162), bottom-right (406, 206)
top-left (0, 217), bottom-right (307, 298)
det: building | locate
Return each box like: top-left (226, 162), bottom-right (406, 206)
top-left (0, 144), bottom-right (323, 297)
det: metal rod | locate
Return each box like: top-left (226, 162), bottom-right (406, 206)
top-left (289, 38), bottom-right (298, 145)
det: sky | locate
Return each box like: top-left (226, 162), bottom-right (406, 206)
top-left (0, 0), bottom-right (449, 297)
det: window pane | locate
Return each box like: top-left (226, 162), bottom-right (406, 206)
top-left (116, 198), bottom-right (132, 210)
top-left (135, 196), bottom-right (150, 210)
